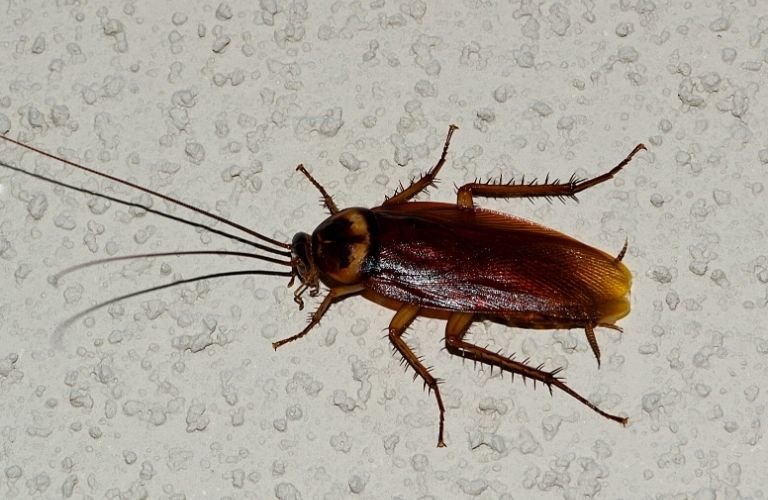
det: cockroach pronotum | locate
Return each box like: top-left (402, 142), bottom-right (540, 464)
top-left (0, 125), bottom-right (646, 447)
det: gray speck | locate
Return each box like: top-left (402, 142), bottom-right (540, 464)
top-left (216, 2), bottom-right (233, 20)
top-left (212, 35), bottom-right (231, 53)
top-left (31, 34), bottom-right (46, 54)
top-left (709, 17), bottom-right (730, 32)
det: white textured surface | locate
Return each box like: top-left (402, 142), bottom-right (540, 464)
top-left (0, 1), bottom-right (766, 498)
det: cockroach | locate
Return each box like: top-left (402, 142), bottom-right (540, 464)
top-left (0, 126), bottom-right (646, 447)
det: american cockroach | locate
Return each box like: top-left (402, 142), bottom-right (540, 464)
top-left (0, 125), bottom-right (646, 447)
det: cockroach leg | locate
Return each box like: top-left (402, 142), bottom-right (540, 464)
top-left (445, 314), bottom-right (628, 426)
top-left (456, 143), bottom-right (647, 209)
top-left (598, 323), bottom-right (624, 333)
top-left (382, 124), bottom-right (459, 206)
top-left (272, 284), bottom-right (364, 350)
top-left (584, 323), bottom-right (602, 367)
top-left (292, 282), bottom-right (308, 310)
top-left (387, 304), bottom-right (449, 447)
top-left (614, 238), bottom-right (629, 263)
top-left (296, 164), bottom-right (339, 215)
top-left (588, 323), bottom-right (625, 366)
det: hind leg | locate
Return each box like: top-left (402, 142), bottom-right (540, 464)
top-left (444, 313), bottom-right (627, 425)
top-left (457, 144), bottom-right (646, 209)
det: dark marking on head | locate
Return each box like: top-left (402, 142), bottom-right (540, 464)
top-left (312, 208), bottom-right (377, 285)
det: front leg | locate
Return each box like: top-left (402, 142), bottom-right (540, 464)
top-left (272, 284), bottom-right (363, 350)
top-left (296, 164), bottom-right (339, 215)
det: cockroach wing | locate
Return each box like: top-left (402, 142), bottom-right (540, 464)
top-left (364, 202), bottom-right (631, 326)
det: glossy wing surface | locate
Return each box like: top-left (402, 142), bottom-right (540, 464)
top-left (365, 202), bottom-right (631, 322)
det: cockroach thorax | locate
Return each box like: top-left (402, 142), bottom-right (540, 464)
top-left (311, 207), bottom-right (377, 286)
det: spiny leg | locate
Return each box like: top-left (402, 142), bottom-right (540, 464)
top-left (296, 164), bottom-right (339, 215)
top-left (584, 323), bottom-right (601, 368)
top-left (444, 313), bottom-right (627, 425)
top-left (272, 284), bottom-right (363, 350)
top-left (587, 323), bottom-right (625, 367)
top-left (456, 143), bottom-right (647, 209)
top-left (614, 238), bottom-right (628, 263)
top-left (383, 124), bottom-right (459, 206)
top-left (387, 304), bottom-right (448, 447)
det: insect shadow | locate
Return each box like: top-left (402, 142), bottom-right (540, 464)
top-left (0, 125), bottom-right (645, 447)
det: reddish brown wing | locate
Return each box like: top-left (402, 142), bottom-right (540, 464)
top-left (364, 202), bottom-right (631, 324)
